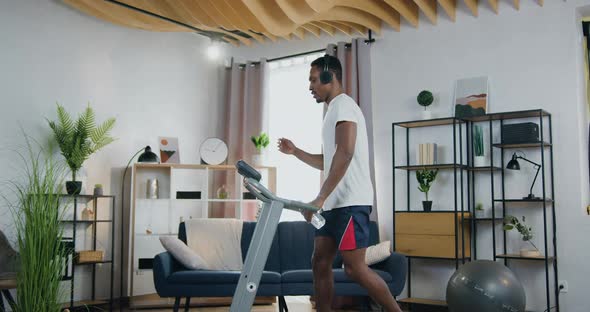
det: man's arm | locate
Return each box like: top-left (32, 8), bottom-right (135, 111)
top-left (314, 121), bottom-right (357, 205)
top-left (293, 149), bottom-right (323, 170)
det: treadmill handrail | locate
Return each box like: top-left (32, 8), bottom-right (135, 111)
top-left (244, 177), bottom-right (319, 213)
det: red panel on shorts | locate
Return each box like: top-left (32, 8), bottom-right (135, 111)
top-left (339, 217), bottom-right (357, 250)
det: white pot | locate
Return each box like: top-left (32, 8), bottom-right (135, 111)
top-left (251, 154), bottom-right (265, 167)
top-left (421, 109), bottom-right (432, 120)
top-left (474, 155), bottom-right (487, 167)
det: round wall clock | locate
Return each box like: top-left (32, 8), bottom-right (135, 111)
top-left (199, 137), bottom-right (228, 165)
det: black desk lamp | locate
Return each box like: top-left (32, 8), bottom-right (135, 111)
top-left (506, 152), bottom-right (541, 200)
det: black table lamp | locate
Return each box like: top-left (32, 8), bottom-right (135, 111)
top-left (138, 146), bottom-right (159, 163)
top-left (506, 152), bottom-right (541, 200)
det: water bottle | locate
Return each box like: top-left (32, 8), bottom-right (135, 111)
top-left (311, 210), bottom-right (326, 229)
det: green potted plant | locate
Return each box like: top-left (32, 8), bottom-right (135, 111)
top-left (250, 132), bottom-right (270, 166)
top-left (5, 137), bottom-right (69, 312)
top-left (473, 125), bottom-right (486, 167)
top-left (47, 103), bottom-right (116, 194)
top-left (475, 202), bottom-right (485, 218)
top-left (417, 90), bottom-right (434, 120)
top-left (416, 169), bottom-right (438, 211)
top-left (93, 183), bottom-right (103, 196)
top-left (503, 215), bottom-right (541, 257)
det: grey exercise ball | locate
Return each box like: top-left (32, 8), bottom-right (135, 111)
top-left (446, 260), bottom-right (526, 312)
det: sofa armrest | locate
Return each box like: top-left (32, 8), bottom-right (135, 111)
top-left (153, 252), bottom-right (184, 296)
top-left (369, 252), bottom-right (407, 296)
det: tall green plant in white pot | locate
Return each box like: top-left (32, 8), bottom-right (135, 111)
top-left (47, 104), bottom-right (116, 194)
top-left (4, 137), bottom-right (69, 312)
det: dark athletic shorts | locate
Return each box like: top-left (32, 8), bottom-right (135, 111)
top-left (315, 205), bottom-right (372, 251)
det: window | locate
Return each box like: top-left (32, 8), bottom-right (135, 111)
top-left (267, 54), bottom-right (324, 222)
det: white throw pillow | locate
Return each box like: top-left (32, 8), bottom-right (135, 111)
top-left (342, 240), bottom-right (391, 268)
top-left (159, 236), bottom-right (209, 270)
top-left (365, 240), bottom-right (391, 265)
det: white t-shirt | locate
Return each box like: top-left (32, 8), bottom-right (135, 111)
top-left (321, 93), bottom-right (374, 211)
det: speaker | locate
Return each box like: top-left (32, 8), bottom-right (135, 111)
top-left (319, 54), bottom-right (333, 84)
top-left (502, 122), bottom-right (539, 144)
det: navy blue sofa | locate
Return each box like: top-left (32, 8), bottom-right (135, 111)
top-left (153, 221), bottom-right (407, 311)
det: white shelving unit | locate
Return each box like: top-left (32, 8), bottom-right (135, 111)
top-left (126, 163), bottom-right (276, 308)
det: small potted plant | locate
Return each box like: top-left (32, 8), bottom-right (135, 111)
top-left (475, 202), bottom-right (485, 218)
top-left (48, 103), bottom-right (116, 194)
top-left (416, 169), bottom-right (438, 211)
top-left (503, 215), bottom-right (541, 257)
top-left (93, 184), bottom-right (103, 196)
top-left (250, 132), bottom-right (270, 166)
top-left (417, 90), bottom-right (434, 120)
top-left (473, 125), bottom-right (486, 167)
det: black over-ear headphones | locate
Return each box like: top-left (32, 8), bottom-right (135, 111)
top-left (319, 54), bottom-right (333, 84)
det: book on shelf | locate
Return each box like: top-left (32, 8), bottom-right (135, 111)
top-left (417, 143), bottom-right (437, 165)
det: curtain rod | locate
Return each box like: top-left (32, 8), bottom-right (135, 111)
top-left (233, 30), bottom-right (375, 68)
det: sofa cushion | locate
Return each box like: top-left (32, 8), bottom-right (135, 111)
top-left (159, 236), bottom-right (209, 270)
top-left (281, 269), bottom-right (392, 283)
top-left (168, 270), bottom-right (281, 284)
top-left (241, 222), bottom-right (281, 272)
top-left (180, 222), bottom-right (282, 273)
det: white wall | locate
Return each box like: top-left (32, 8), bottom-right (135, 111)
top-left (0, 0), bottom-right (224, 302)
top-left (231, 1), bottom-right (590, 311)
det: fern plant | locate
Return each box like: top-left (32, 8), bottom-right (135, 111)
top-left (251, 132), bottom-right (270, 153)
top-left (47, 103), bottom-right (116, 182)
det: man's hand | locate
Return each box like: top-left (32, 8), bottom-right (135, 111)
top-left (302, 196), bottom-right (325, 223)
top-left (277, 138), bottom-right (297, 155)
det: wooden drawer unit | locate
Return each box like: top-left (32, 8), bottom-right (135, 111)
top-left (395, 212), bottom-right (471, 258)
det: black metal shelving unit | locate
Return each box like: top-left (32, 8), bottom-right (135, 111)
top-left (393, 110), bottom-right (559, 312)
top-left (392, 117), bottom-right (469, 309)
top-left (60, 194), bottom-right (116, 312)
top-left (467, 109), bottom-right (558, 312)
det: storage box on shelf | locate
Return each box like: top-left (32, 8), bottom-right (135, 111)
top-left (127, 163), bottom-right (276, 308)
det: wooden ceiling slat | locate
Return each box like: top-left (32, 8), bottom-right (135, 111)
top-left (439, 0), bottom-right (457, 22)
top-left (487, 0), bottom-right (499, 14)
top-left (315, 7), bottom-right (382, 34)
top-left (275, 0), bottom-right (317, 24)
top-left (334, 21), bottom-right (368, 36)
top-left (310, 21), bottom-right (336, 36)
top-left (337, 0), bottom-right (401, 31)
top-left (323, 21), bottom-right (354, 36)
top-left (463, 0), bottom-right (479, 17)
top-left (300, 23), bottom-right (322, 37)
top-left (383, 0), bottom-right (419, 28)
top-left (413, 0), bottom-right (437, 25)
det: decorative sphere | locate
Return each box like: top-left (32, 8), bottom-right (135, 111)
top-left (446, 260), bottom-right (526, 312)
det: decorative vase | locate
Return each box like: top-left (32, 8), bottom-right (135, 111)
top-left (216, 184), bottom-right (229, 199)
top-left (66, 181), bottom-right (82, 195)
top-left (474, 155), bottom-right (487, 167)
top-left (146, 178), bottom-right (159, 199)
top-left (421, 109), bottom-right (432, 120)
top-left (81, 207), bottom-right (95, 220)
top-left (422, 201), bottom-right (432, 212)
top-left (93, 187), bottom-right (103, 196)
top-left (252, 153), bottom-right (265, 167)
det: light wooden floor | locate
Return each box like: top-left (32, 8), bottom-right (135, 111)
top-left (123, 296), bottom-right (397, 311)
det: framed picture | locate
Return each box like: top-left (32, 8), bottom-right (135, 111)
top-left (159, 137), bottom-right (180, 163)
top-left (454, 76), bottom-right (489, 118)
